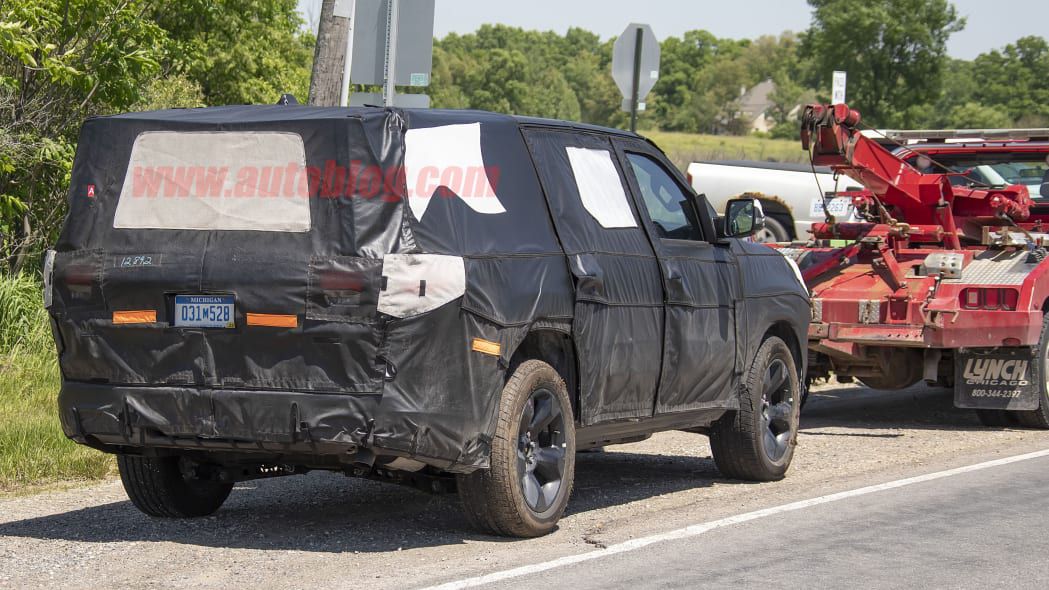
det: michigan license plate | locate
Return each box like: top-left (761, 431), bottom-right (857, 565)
top-left (174, 295), bottom-right (235, 328)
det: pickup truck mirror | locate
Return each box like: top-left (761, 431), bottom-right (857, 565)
top-left (719, 198), bottom-right (766, 239)
top-left (1041, 170), bottom-right (1049, 199)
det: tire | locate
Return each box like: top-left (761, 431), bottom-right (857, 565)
top-left (753, 215), bottom-right (790, 244)
top-left (117, 455), bottom-right (233, 518)
top-left (1014, 316), bottom-right (1049, 429)
top-left (457, 360), bottom-right (576, 537)
top-left (710, 336), bottom-right (801, 481)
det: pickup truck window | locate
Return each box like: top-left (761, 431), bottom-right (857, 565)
top-left (626, 153), bottom-right (703, 241)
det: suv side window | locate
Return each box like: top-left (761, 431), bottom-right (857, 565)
top-left (625, 152), bottom-right (704, 241)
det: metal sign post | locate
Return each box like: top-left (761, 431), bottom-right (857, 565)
top-left (348, 0), bottom-right (433, 108)
top-left (629, 27), bottom-right (642, 132)
top-left (612, 23), bottom-right (660, 132)
top-left (382, 0), bottom-right (399, 107)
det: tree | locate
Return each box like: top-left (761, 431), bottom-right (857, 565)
top-left (800, 0), bottom-right (964, 127)
top-left (150, 0), bottom-right (314, 106)
top-left (650, 30), bottom-right (742, 132)
top-left (430, 26), bottom-right (583, 122)
top-left (945, 102), bottom-right (1013, 129)
top-left (0, 0), bottom-right (315, 272)
top-left (0, 0), bottom-right (166, 272)
top-left (967, 36), bottom-right (1049, 127)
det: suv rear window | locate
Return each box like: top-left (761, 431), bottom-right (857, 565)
top-left (112, 131), bottom-right (311, 232)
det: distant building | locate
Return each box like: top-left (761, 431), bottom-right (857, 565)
top-left (739, 79), bottom-right (778, 134)
top-left (738, 78), bottom-right (801, 132)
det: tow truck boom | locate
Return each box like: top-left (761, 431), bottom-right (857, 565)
top-left (800, 103), bottom-right (1032, 246)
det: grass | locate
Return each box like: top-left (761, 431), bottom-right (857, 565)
top-left (0, 273), bottom-right (114, 493)
top-left (642, 130), bottom-right (808, 171)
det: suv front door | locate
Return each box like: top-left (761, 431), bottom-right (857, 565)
top-left (615, 140), bottom-right (741, 414)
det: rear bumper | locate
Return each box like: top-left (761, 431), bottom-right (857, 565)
top-left (58, 382), bottom-right (485, 473)
top-left (808, 310), bottom-right (1043, 349)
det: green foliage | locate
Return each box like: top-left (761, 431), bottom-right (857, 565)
top-left (0, 273), bottom-right (112, 491)
top-left (131, 74), bottom-right (207, 111)
top-left (150, 0), bottom-right (314, 106)
top-left (0, 272), bottom-right (50, 353)
top-left (430, 27), bottom-right (807, 136)
top-left (964, 36), bottom-right (1049, 127)
top-left (0, 0), bottom-right (313, 273)
top-left (943, 102), bottom-right (1014, 129)
top-left (0, 0), bottom-right (165, 272)
top-left (801, 0), bottom-right (964, 128)
top-left (643, 131), bottom-right (808, 171)
top-left (431, 25), bottom-right (598, 121)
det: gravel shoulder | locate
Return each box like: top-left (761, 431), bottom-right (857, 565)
top-left (3, 383), bottom-right (1048, 589)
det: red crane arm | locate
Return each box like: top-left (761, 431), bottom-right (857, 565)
top-left (799, 103), bottom-right (1031, 231)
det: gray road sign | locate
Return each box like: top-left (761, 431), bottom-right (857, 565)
top-left (350, 92), bottom-right (430, 108)
top-left (612, 23), bottom-right (660, 131)
top-left (351, 0), bottom-right (434, 87)
top-left (612, 23), bottom-right (660, 103)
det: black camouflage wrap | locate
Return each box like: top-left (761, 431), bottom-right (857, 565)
top-left (49, 105), bottom-right (808, 473)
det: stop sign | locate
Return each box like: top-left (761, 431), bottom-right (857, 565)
top-left (612, 23), bottom-right (660, 107)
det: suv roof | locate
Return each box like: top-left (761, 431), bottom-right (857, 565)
top-left (511, 114), bottom-right (640, 138)
top-left (102, 105), bottom-right (640, 140)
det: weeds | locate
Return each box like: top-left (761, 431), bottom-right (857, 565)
top-left (642, 131), bottom-right (807, 171)
top-left (0, 273), bottom-right (113, 492)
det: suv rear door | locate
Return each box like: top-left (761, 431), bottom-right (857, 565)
top-left (523, 128), bottom-right (664, 425)
top-left (614, 138), bottom-right (741, 413)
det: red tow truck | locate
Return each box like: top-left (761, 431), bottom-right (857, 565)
top-left (779, 104), bottom-right (1049, 427)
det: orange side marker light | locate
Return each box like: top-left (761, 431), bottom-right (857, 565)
top-left (471, 338), bottom-right (501, 357)
top-left (246, 313), bottom-right (298, 328)
top-left (112, 310), bottom-right (157, 324)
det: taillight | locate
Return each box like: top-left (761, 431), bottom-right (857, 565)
top-left (983, 288), bottom-right (999, 310)
top-left (962, 288), bottom-right (981, 309)
top-left (960, 288), bottom-right (1019, 311)
top-left (1002, 288), bottom-right (1019, 311)
top-left (319, 270), bottom-right (367, 292)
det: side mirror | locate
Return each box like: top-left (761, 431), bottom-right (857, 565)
top-left (719, 198), bottom-right (766, 239)
top-left (1041, 182), bottom-right (1049, 200)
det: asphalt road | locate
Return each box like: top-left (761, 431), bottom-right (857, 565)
top-left (2, 383), bottom-right (1049, 589)
top-left (480, 453), bottom-right (1049, 590)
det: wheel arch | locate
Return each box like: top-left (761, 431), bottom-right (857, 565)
top-left (762, 320), bottom-right (805, 378)
top-left (508, 328), bottom-right (580, 421)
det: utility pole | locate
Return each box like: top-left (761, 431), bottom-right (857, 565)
top-left (308, 0), bottom-right (353, 106)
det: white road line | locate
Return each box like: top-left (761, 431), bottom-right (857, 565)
top-left (420, 447), bottom-right (1049, 590)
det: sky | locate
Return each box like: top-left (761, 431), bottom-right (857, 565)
top-left (298, 0), bottom-right (1047, 60)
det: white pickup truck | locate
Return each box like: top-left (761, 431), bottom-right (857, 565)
top-left (687, 160), bottom-right (864, 243)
